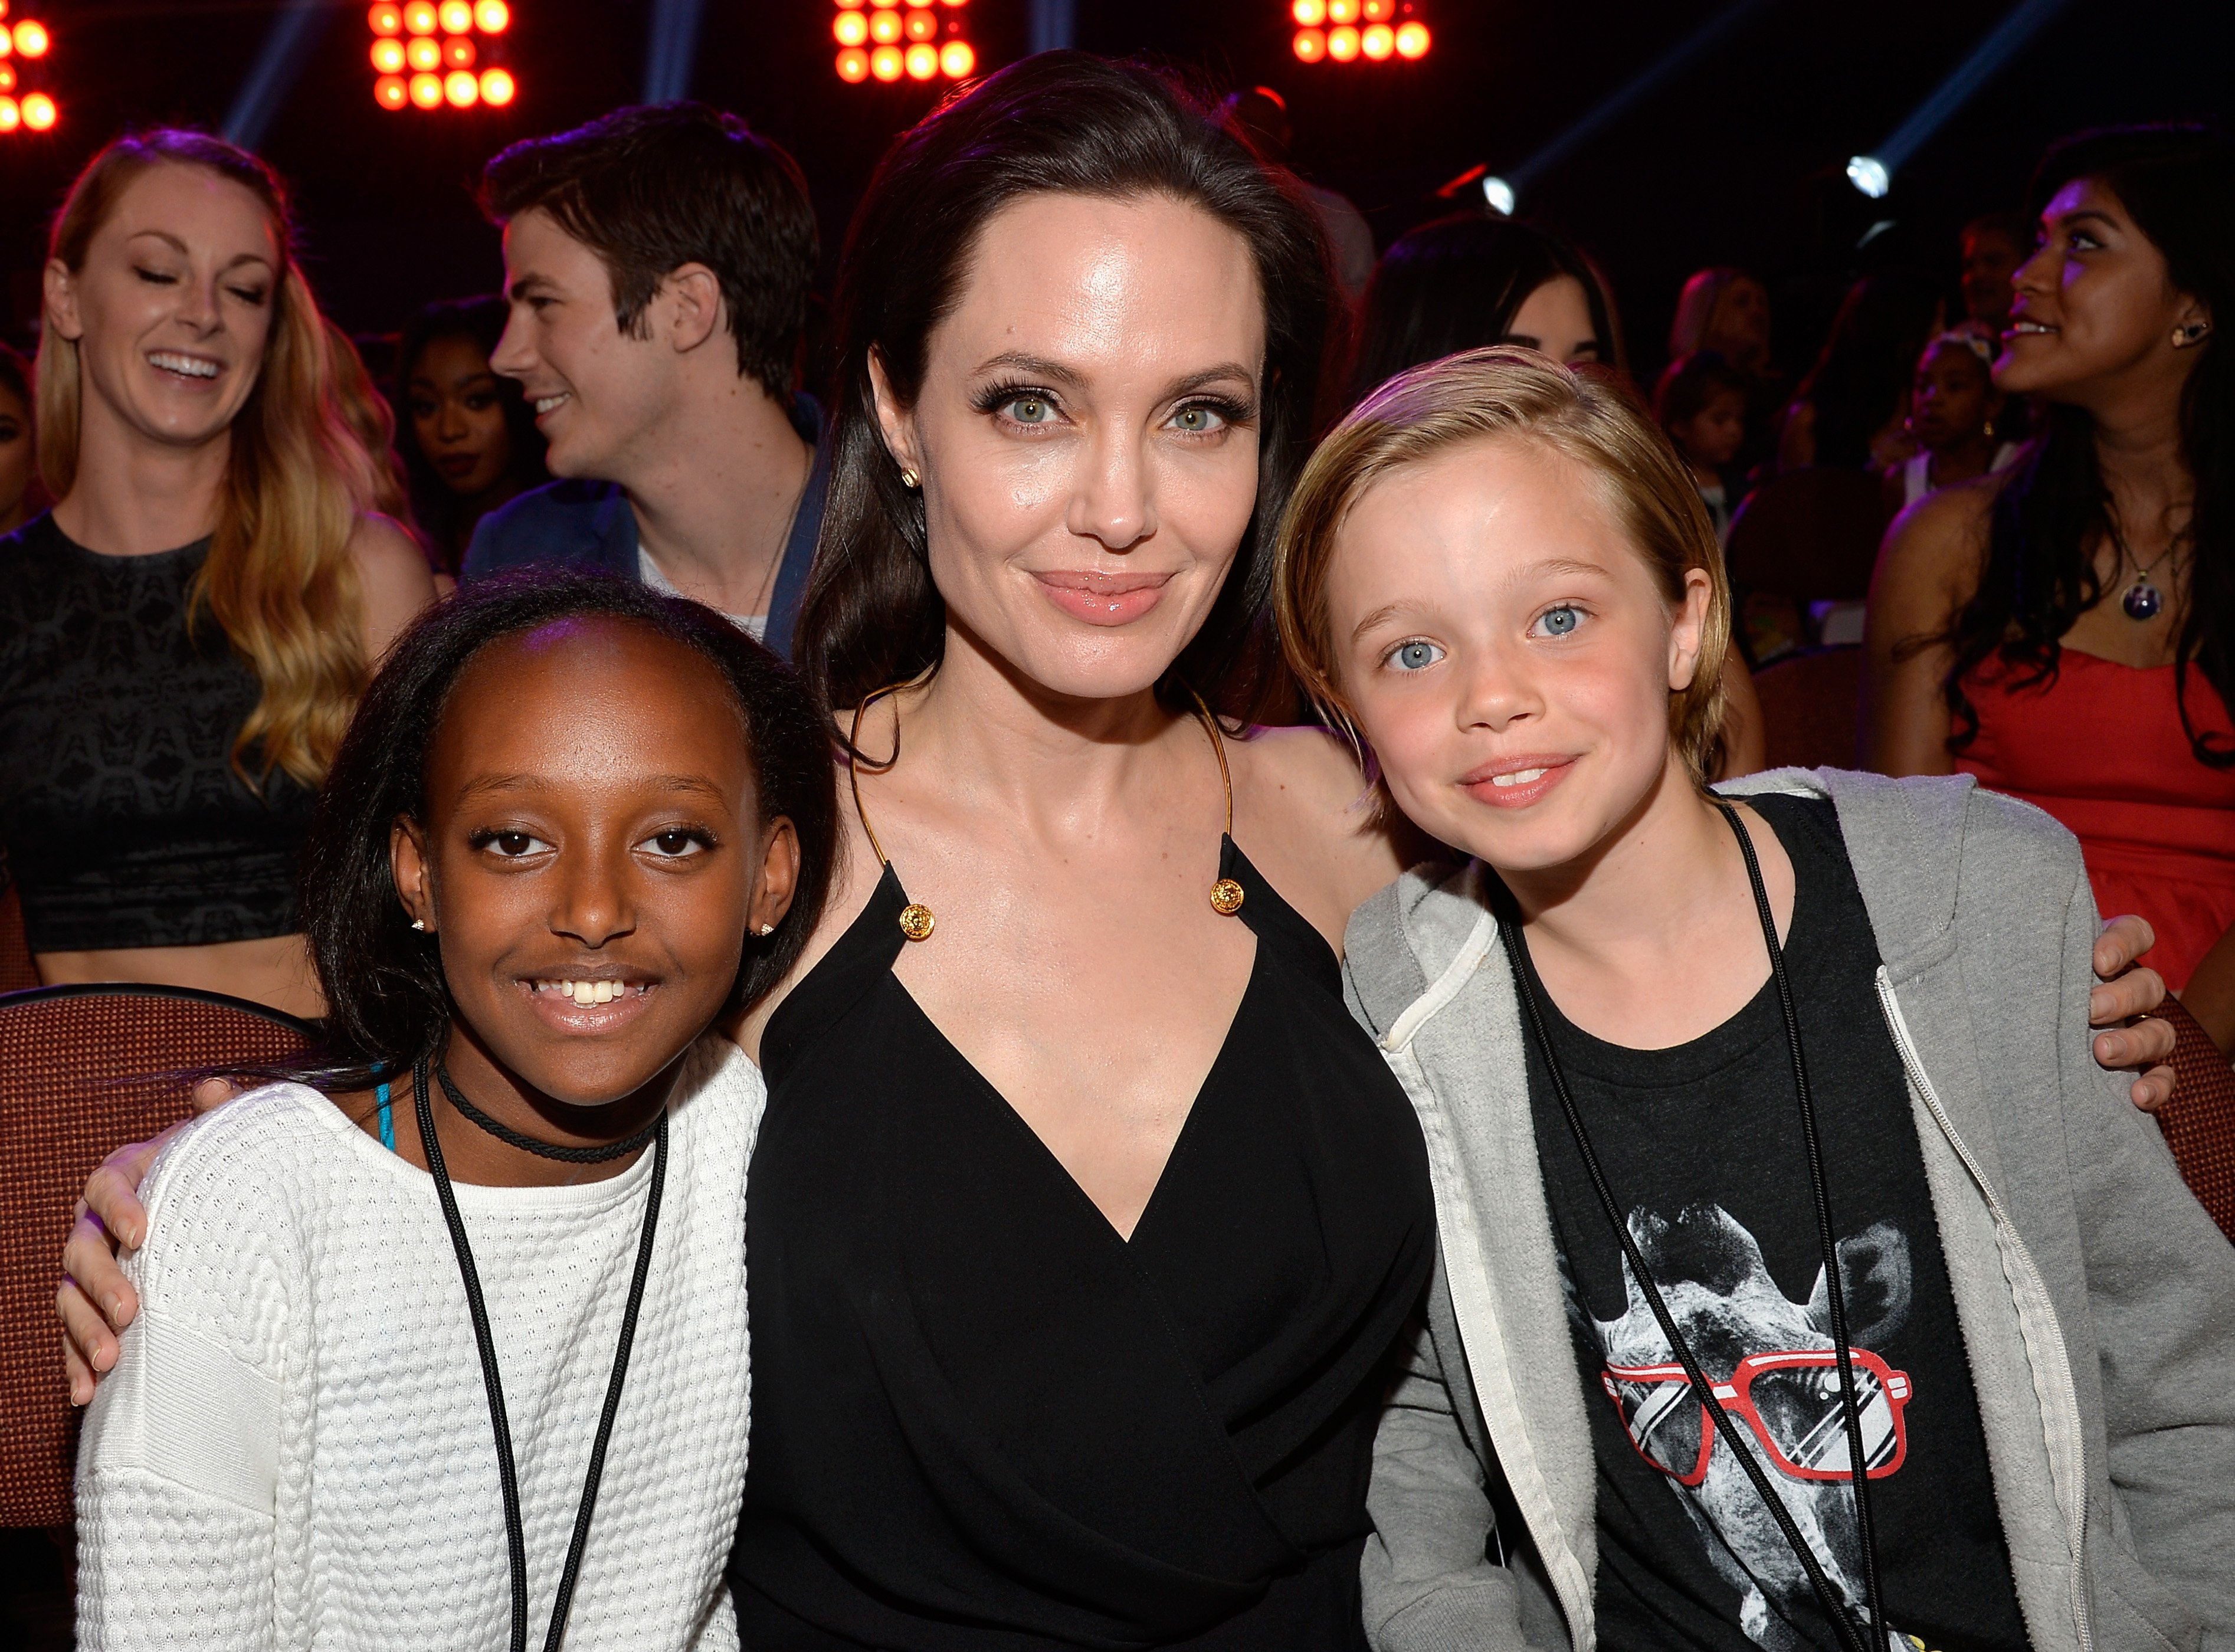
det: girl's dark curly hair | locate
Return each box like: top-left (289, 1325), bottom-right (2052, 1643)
top-left (1942, 123), bottom-right (2235, 765)
top-left (299, 572), bottom-right (836, 1087)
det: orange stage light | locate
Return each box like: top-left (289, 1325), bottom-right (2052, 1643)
top-left (939, 38), bottom-right (973, 76)
top-left (0, 63), bottom-right (14, 91)
top-left (1394, 19), bottom-right (1428, 56)
top-left (12, 18), bottom-right (45, 56)
top-left (444, 34), bottom-right (474, 65)
top-left (21, 87), bottom-right (52, 127)
top-left (904, 40), bottom-right (935, 77)
top-left (1326, 22), bottom-right (1358, 58)
top-left (1291, 0), bottom-right (1324, 21)
top-left (939, 0), bottom-right (967, 8)
top-left (1362, 0), bottom-right (1392, 17)
top-left (0, 98), bottom-right (16, 133)
top-left (406, 34), bottom-right (441, 69)
top-left (904, 8), bottom-right (936, 40)
top-left (437, 0), bottom-right (470, 31)
top-left (870, 42), bottom-right (902, 79)
top-left (1361, 21), bottom-right (1392, 57)
top-left (835, 45), bottom-right (869, 80)
top-left (369, 2), bottom-right (402, 34)
top-left (375, 73), bottom-right (409, 107)
top-left (867, 9), bottom-right (901, 42)
top-left (834, 11), bottom-right (867, 44)
top-left (1325, 0), bottom-right (1357, 22)
top-left (371, 36), bottom-right (406, 70)
top-left (836, 0), bottom-right (864, 6)
top-left (402, 0), bottom-right (437, 33)
top-left (1292, 25), bottom-right (1324, 59)
top-left (444, 68), bottom-right (477, 106)
top-left (479, 65), bottom-right (515, 104)
top-left (409, 70), bottom-right (443, 106)
top-left (475, 0), bottom-right (509, 30)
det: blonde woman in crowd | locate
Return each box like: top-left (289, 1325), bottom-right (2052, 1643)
top-left (0, 130), bottom-right (434, 1017)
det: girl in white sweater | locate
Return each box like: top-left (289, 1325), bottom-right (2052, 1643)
top-left (76, 572), bottom-right (837, 1650)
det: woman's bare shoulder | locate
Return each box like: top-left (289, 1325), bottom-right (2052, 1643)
top-left (1228, 723), bottom-right (1413, 927)
top-left (1873, 468), bottom-right (2006, 611)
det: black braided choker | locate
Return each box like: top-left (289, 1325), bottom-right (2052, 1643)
top-left (435, 1061), bottom-right (666, 1164)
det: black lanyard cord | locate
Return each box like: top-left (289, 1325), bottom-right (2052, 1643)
top-left (1496, 801), bottom-right (1886, 1652)
top-left (414, 1056), bottom-right (670, 1652)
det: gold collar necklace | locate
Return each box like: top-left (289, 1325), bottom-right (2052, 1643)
top-left (846, 676), bottom-right (1246, 943)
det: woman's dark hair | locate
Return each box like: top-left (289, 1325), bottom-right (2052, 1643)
top-left (394, 296), bottom-right (549, 563)
top-left (1942, 123), bottom-right (2235, 766)
top-left (1785, 270), bottom-right (1944, 466)
top-left (1655, 349), bottom-right (1748, 431)
top-left (1349, 212), bottom-right (1618, 405)
top-left (793, 51), bottom-right (1338, 723)
top-left (299, 572), bottom-right (837, 1084)
top-left (0, 341), bottom-right (28, 411)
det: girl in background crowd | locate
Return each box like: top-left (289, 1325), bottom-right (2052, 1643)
top-left (1669, 266), bottom-right (1782, 471)
top-left (1777, 270), bottom-right (1944, 473)
top-left (1865, 125), bottom-right (2235, 1035)
top-left (1887, 327), bottom-right (2020, 511)
top-left (1276, 345), bottom-right (2235, 1652)
top-left (1654, 349), bottom-right (1749, 541)
top-left (0, 343), bottom-right (35, 535)
top-left (78, 575), bottom-right (830, 1650)
top-left (1356, 214), bottom-right (1764, 773)
top-left (397, 296), bottom-right (548, 573)
top-left (0, 130), bottom-right (434, 1017)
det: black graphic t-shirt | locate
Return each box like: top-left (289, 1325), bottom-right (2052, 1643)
top-left (1518, 794), bottom-right (2029, 1652)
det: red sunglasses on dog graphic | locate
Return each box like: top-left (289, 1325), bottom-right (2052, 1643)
top-left (1600, 1349), bottom-right (1912, 1487)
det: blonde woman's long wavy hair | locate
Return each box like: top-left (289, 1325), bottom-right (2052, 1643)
top-left (38, 130), bottom-right (375, 791)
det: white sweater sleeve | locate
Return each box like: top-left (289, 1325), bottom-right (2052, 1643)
top-left (76, 1106), bottom-right (303, 1652)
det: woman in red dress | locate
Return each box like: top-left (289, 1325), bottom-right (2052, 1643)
top-left (1864, 125), bottom-right (2235, 1028)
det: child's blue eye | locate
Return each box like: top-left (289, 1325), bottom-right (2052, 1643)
top-left (1387, 640), bottom-right (1444, 673)
top-left (1533, 605), bottom-right (1583, 638)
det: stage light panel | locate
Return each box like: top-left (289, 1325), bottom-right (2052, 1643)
top-left (444, 34), bottom-right (475, 65)
top-left (1362, 0), bottom-right (1392, 17)
top-left (1295, 0), bottom-right (1428, 65)
top-left (904, 8), bottom-right (936, 40)
top-left (1326, 0), bottom-right (1356, 22)
top-left (12, 17), bottom-right (45, 55)
top-left (22, 87), bottom-right (53, 126)
top-left (870, 41), bottom-right (902, 78)
top-left (834, 10), bottom-right (867, 43)
top-left (836, 44), bottom-right (869, 78)
top-left (479, 65), bottom-right (514, 103)
top-left (375, 72), bottom-right (409, 107)
top-left (868, 9), bottom-right (901, 42)
top-left (836, 0), bottom-right (970, 84)
top-left (1394, 19), bottom-right (1428, 55)
top-left (370, 3), bottom-right (403, 33)
top-left (402, 0), bottom-right (437, 31)
top-left (1326, 22), bottom-right (1359, 57)
top-left (1292, 25), bottom-right (1325, 58)
top-left (1292, 0), bottom-right (1324, 21)
top-left (475, 0), bottom-right (509, 30)
top-left (406, 34), bottom-right (441, 69)
top-left (409, 69), bottom-right (443, 105)
top-left (445, 68), bottom-right (477, 104)
top-left (939, 38), bottom-right (972, 74)
top-left (371, 35), bottom-right (406, 70)
top-left (438, 0), bottom-right (470, 31)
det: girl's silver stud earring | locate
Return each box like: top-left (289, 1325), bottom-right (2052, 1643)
top-left (757, 923), bottom-right (776, 936)
top-left (411, 918), bottom-right (427, 931)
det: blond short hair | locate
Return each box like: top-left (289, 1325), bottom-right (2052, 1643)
top-left (1273, 346), bottom-right (1732, 784)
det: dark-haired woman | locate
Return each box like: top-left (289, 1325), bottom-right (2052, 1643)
top-left (1865, 125), bottom-right (2235, 1031)
top-left (396, 297), bottom-right (548, 573)
top-left (1776, 270), bottom-right (1945, 473)
top-left (1353, 213), bottom-right (1765, 774)
top-left (0, 342), bottom-right (35, 535)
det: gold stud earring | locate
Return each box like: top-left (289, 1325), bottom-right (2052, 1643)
top-left (899, 468), bottom-right (920, 489)
top-left (2174, 321), bottom-right (2212, 347)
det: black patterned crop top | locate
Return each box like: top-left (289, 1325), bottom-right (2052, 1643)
top-left (0, 514), bottom-right (316, 952)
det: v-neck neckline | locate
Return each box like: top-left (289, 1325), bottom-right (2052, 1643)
top-left (866, 841), bottom-right (1264, 1249)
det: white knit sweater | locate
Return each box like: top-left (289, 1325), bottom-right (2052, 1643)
top-left (76, 1035), bottom-right (759, 1651)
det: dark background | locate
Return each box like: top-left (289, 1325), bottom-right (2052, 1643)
top-left (1, 0), bottom-right (2227, 386)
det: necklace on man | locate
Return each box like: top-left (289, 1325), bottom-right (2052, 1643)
top-left (2108, 517), bottom-right (2178, 622)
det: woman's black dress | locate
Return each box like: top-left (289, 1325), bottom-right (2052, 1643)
top-left (736, 836), bottom-right (1434, 1650)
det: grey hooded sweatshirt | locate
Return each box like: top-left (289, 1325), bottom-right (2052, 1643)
top-left (1342, 768), bottom-right (2235, 1652)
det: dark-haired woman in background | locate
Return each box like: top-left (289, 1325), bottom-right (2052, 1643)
top-left (1865, 124), bottom-right (2235, 1040)
top-left (0, 343), bottom-right (34, 535)
top-left (1775, 269), bottom-right (1945, 473)
top-left (1354, 212), bottom-right (1764, 773)
top-left (395, 296), bottom-right (547, 572)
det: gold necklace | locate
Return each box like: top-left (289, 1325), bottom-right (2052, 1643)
top-left (846, 677), bottom-right (1245, 944)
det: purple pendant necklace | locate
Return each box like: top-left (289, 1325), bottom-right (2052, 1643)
top-left (2110, 518), bottom-right (2178, 622)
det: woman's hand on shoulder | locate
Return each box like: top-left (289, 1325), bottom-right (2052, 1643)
top-left (350, 514), bottom-right (440, 666)
top-left (1860, 476), bottom-right (2000, 777)
top-left (1230, 723), bottom-right (1423, 952)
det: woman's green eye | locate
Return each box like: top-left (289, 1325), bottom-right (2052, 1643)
top-left (1389, 640), bottom-right (1443, 672)
top-left (1007, 397), bottom-right (1051, 424)
top-left (1539, 606), bottom-right (1581, 637)
top-left (1173, 406), bottom-right (1223, 434)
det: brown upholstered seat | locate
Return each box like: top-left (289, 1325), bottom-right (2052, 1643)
top-left (0, 985), bottom-right (316, 1526)
top-left (1751, 645), bottom-right (1863, 772)
top-left (1726, 467), bottom-right (1892, 604)
top-left (2154, 995), bottom-right (2235, 1244)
